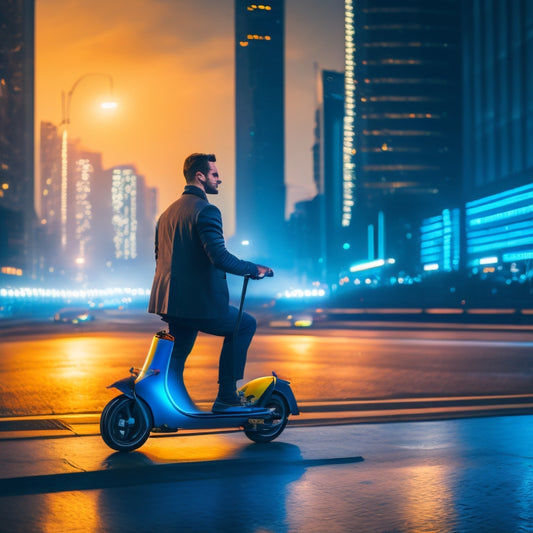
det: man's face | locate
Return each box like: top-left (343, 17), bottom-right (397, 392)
top-left (201, 162), bottom-right (221, 195)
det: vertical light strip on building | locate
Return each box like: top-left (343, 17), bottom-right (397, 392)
top-left (60, 129), bottom-right (68, 249)
top-left (75, 158), bottom-right (92, 261)
top-left (343, 0), bottom-right (356, 227)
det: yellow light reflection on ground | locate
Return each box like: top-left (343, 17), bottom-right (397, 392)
top-left (43, 491), bottom-right (101, 533)
top-left (143, 433), bottom-right (240, 463)
top-left (399, 463), bottom-right (456, 530)
top-left (282, 336), bottom-right (318, 358)
top-left (57, 337), bottom-right (102, 379)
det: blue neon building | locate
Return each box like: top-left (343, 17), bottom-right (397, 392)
top-left (465, 183), bottom-right (533, 272)
top-left (420, 208), bottom-right (461, 273)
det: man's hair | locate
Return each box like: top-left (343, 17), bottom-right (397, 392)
top-left (183, 153), bottom-right (216, 184)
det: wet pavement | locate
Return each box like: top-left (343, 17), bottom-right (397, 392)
top-left (0, 413), bottom-right (532, 532)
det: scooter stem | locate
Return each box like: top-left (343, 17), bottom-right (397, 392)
top-left (233, 275), bottom-right (250, 339)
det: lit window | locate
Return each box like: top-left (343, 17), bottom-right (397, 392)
top-left (247, 3), bottom-right (271, 10)
top-left (369, 96), bottom-right (441, 102)
top-left (246, 34), bottom-right (271, 41)
top-left (362, 113), bottom-right (438, 119)
top-left (365, 78), bottom-right (450, 85)
top-left (363, 165), bottom-right (438, 171)
top-left (363, 129), bottom-right (442, 136)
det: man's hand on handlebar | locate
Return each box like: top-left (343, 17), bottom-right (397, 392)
top-left (253, 265), bottom-right (274, 279)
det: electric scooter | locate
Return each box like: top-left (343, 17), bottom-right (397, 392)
top-left (100, 274), bottom-right (299, 452)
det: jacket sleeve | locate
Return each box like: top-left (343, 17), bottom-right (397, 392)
top-left (196, 204), bottom-right (259, 277)
top-left (153, 219), bottom-right (159, 261)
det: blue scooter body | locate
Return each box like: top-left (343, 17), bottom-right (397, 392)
top-left (109, 330), bottom-right (299, 432)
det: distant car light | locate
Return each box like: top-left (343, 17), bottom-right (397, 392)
top-left (293, 319), bottom-right (313, 328)
top-left (53, 308), bottom-right (94, 324)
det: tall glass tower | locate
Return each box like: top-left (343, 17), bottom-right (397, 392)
top-left (462, 1), bottom-right (533, 280)
top-left (235, 1), bottom-right (285, 263)
top-left (345, 0), bottom-right (462, 271)
top-left (0, 0), bottom-right (35, 278)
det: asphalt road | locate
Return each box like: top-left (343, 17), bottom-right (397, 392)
top-left (0, 312), bottom-right (532, 417)
top-left (1, 415), bottom-right (532, 532)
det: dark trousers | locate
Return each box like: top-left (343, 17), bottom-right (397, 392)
top-left (163, 305), bottom-right (257, 396)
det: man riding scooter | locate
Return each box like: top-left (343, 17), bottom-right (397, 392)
top-left (148, 153), bottom-right (273, 412)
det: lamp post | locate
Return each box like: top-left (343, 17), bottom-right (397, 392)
top-left (59, 73), bottom-right (116, 252)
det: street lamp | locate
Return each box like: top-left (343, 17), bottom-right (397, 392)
top-left (59, 73), bottom-right (116, 252)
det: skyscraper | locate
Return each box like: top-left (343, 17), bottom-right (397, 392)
top-left (108, 165), bottom-right (155, 285)
top-left (38, 121), bottom-right (62, 278)
top-left (314, 70), bottom-right (346, 278)
top-left (345, 0), bottom-right (462, 272)
top-left (462, 0), bottom-right (533, 281)
top-left (0, 0), bottom-right (35, 279)
top-left (235, 1), bottom-right (285, 262)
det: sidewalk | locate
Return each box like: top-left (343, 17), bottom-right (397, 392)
top-left (1, 395), bottom-right (533, 493)
top-left (0, 412), bottom-right (532, 532)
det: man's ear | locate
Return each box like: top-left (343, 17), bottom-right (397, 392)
top-left (196, 171), bottom-right (206, 183)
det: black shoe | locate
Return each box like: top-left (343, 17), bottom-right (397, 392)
top-left (212, 396), bottom-right (259, 413)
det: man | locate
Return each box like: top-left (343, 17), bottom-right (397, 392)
top-left (148, 153), bottom-right (273, 412)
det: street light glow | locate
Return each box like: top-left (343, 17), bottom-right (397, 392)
top-left (349, 258), bottom-right (395, 273)
top-left (101, 101), bottom-right (118, 109)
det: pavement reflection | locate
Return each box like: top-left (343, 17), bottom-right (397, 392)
top-left (0, 417), bottom-right (531, 532)
top-left (1, 326), bottom-right (532, 417)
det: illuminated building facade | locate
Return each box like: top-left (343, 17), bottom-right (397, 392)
top-left (108, 165), bottom-right (155, 285)
top-left (462, 1), bottom-right (533, 281)
top-left (420, 208), bottom-right (461, 273)
top-left (0, 0), bottom-right (35, 279)
top-left (111, 166), bottom-right (138, 262)
top-left (465, 183), bottom-right (533, 272)
top-left (346, 0), bottom-right (462, 271)
top-left (74, 157), bottom-right (92, 265)
top-left (235, 1), bottom-right (285, 262)
top-left (40, 122), bottom-right (61, 241)
top-left (39, 127), bottom-right (103, 281)
top-left (70, 152), bottom-right (105, 282)
top-left (38, 121), bottom-right (62, 276)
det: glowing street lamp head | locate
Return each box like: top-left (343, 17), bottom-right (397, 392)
top-left (101, 101), bottom-right (118, 109)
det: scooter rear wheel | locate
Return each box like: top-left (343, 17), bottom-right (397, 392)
top-left (100, 395), bottom-right (153, 452)
top-left (244, 391), bottom-right (289, 443)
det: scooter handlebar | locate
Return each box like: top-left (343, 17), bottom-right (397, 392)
top-left (250, 267), bottom-right (274, 280)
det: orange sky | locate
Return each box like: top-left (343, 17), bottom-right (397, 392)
top-left (35, 0), bottom-right (344, 235)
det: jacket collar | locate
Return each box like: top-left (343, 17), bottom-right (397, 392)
top-left (183, 185), bottom-right (208, 201)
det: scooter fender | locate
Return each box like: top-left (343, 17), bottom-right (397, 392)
top-left (107, 375), bottom-right (136, 399)
top-left (239, 376), bottom-right (276, 405)
top-left (239, 375), bottom-right (299, 415)
top-left (274, 377), bottom-right (300, 415)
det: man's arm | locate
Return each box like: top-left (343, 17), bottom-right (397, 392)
top-left (153, 220), bottom-right (159, 261)
top-left (196, 204), bottom-right (260, 277)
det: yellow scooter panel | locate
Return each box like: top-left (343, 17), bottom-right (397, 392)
top-left (238, 376), bottom-right (276, 405)
top-left (136, 331), bottom-right (173, 383)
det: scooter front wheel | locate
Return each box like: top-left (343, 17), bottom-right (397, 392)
top-left (244, 391), bottom-right (289, 443)
top-left (100, 395), bottom-right (153, 452)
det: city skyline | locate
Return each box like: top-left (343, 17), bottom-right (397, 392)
top-left (35, 0), bottom-right (345, 235)
top-left (3, 0), bottom-right (530, 304)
